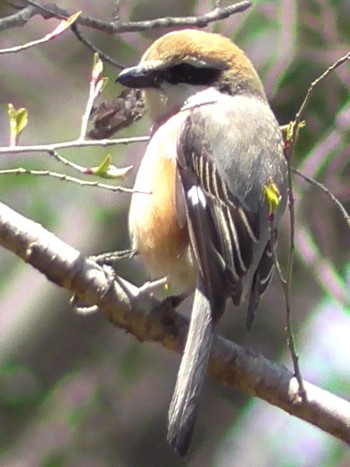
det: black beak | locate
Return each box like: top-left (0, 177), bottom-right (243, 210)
top-left (116, 65), bottom-right (160, 89)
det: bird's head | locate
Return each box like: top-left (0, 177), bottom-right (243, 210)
top-left (116, 29), bottom-right (266, 123)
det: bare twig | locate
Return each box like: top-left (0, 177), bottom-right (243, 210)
top-left (285, 151), bottom-right (305, 395)
top-left (70, 24), bottom-right (124, 70)
top-left (295, 50), bottom-right (350, 124)
top-left (0, 199), bottom-right (349, 445)
top-left (293, 167), bottom-right (350, 229)
top-left (296, 227), bottom-right (349, 306)
top-left (0, 167), bottom-right (135, 194)
top-left (48, 150), bottom-right (87, 173)
top-left (277, 122), bottom-right (305, 396)
top-left (0, 135), bottom-right (149, 155)
top-left (0, 20), bottom-right (65, 54)
top-left (270, 157), bottom-right (305, 397)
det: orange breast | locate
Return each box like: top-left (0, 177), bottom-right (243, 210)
top-left (128, 111), bottom-right (195, 290)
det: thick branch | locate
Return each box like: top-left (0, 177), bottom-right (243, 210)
top-left (0, 5), bottom-right (36, 32)
top-left (0, 200), bottom-right (349, 444)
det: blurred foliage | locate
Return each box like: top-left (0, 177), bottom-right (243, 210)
top-left (0, 1), bottom-right (349, 466)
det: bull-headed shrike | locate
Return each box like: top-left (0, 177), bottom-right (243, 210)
top-left (116, 29), bottom-right (287, 456)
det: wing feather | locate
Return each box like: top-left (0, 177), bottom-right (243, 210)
top-left (176, 111), bottom-right (261, 313)
top-left (176, 96), bottom-right (286, 320)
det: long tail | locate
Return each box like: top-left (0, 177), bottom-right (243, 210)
top-left (167, 280), bottom-right (215, 456)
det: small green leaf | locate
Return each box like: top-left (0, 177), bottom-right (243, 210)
top-left (264, 181), bottom-right (281, 216)
top-left (85, 154), bottom-right (133, 179)
top-left (8, 103), bottom-right (28, 145)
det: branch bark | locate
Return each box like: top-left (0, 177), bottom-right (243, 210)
top-left (0, 200), bottom-right (349, 445)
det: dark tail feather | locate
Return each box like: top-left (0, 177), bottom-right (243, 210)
top-left (167, 282), bottom-right (215, 456)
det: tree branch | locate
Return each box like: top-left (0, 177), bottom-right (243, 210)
top-left (0, 135), bottom-right (148, 155)
top-left (1, 1), bottom-right (252, 33)
top-left (0, 200), bottom-right (349, 445)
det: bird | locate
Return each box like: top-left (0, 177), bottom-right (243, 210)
top-left (116, 29), bottom-right (288, 456)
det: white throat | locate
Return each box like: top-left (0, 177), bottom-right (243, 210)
top-left (144, 84), bottom-right (223, 123)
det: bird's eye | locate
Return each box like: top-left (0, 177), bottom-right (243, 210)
top-left (163, 63), bottom-right (220, 85)
top-left (168, 64), bottom-right (196, 82)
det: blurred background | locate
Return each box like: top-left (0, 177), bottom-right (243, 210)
top-left (0, 0), bottom-right (349, 466)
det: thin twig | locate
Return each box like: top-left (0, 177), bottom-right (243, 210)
top-left (268, 173), bottom-right (305, 398)
top-left (284, 159), bottom-right (305, 396)
top-left (278, 130), bottom-right (305, 396)
top-left (295, 50), bottom-right (350, 123)
top-left (0, 10), bottom-right (74, 54)
top-left (0, 136), bottom-right (149, 155)
top-left (0, 167), bottom-right (135, 194)
top-left (49, 150), bottom-right (87, 173)
top-left (71, 24), bottom-right (124, 70)
top-left (296, 227), bottom-right (349, 306)
top-left (293, 167), bottom-right (350, 228)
